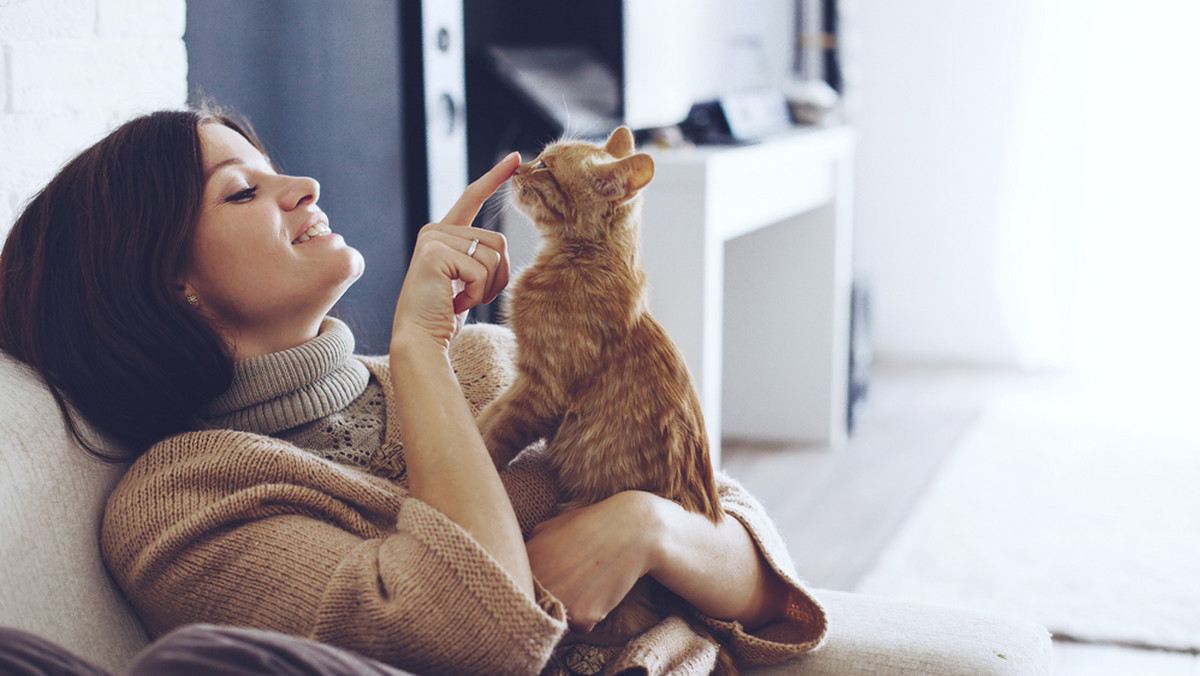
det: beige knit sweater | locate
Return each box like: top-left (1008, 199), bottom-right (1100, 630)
top-left (101, 323), bottom-right (826, 676)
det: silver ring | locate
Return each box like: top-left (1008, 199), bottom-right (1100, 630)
top-left (466, 238), bottom-right (479, 257)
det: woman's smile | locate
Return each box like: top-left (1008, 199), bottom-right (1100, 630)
top-left (292, 213), bottom-right (335, 244)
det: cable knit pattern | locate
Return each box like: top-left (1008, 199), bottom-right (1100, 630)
top-left (276, 378), bottom-right (387, 469)
top-left (101, 322), bottom-right (826, 676)
top-left (449, 321), bottom-right (520, 417)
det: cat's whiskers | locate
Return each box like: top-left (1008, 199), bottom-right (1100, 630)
top-left (554, 128), bottom-right (584, 145)
top-left (557, 94), bottom-right (609, 141)
top-left (482, 181), bottom-right (512, 223)
top-left (560, 94), bottom-right (571, 138)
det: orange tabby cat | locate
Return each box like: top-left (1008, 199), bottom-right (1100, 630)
top-left (478, 126), bottom-right (720, 519)
top-left (476, 127), bottom-right (732, 669)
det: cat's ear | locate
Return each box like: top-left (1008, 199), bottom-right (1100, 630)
top-left (604, 126), bottom-right (636, 158)
top-left (600, 153), bottom-right (654, 199)
top-left (621, 153), bottom-right (655, 194)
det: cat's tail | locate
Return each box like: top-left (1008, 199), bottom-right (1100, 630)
top-left (681, 615), bottom-right (740, 676)
top-left (711, 644), bottom-right (740, 676)
top-left (664, 415), bottom-right (723, 523)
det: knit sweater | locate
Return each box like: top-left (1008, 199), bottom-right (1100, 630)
top-left (202, 317), bottom-right (387, 468)
top-left (100, 322), bottom-right (827, 676)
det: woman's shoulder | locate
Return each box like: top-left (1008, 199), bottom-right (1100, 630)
top-left (106, 429), bottom-right (396, 522)
top-left (100, 429), bottom-right (289, 576)
top-left (451, 321), bottom-right (517, 353)
top-left (101, 428), bottom-right (402, 561)
top-left (119, 428), bottom-right (290, 478)
top-left (450, 323), bottom-right (518, 414)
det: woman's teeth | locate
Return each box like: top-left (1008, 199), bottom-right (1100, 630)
top-left (294, 222), bottom-right (332, 243)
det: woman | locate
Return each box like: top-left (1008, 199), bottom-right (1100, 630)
top-left (0, 107), bottom-right (826, 675)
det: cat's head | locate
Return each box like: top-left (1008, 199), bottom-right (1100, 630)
top-left (510, 126), bottom-right (654, 239)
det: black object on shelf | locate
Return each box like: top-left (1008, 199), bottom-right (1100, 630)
top-left (848, 279), bottom-right (873, 433)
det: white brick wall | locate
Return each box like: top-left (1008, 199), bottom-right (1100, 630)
top-left (0, 0), bottom-right (187, 238)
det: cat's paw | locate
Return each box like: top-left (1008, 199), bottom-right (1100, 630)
top-left (476, 417), bottom-right (514, 468)
top-left (485, 441), bottom-right (516, 469)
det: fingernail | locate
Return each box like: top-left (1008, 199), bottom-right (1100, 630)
top-left (506, 151), bottom-right (521, 163)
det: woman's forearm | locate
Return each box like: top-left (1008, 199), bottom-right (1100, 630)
top-left (390, 336), bottom-right (535, 600)
top-left (648, 496), bottom-right (791, 629)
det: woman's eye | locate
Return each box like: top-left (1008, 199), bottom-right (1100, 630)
top-left (226, 185), bottom-right (259, 203)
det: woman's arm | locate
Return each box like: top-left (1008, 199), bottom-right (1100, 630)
top-left (525, 490), bottom-right (790, 632)
top-left (647, 494), bottom-right (792, 628)
top-left (389, 152), bottom-right (534, 600)
top-left (390, 340), bottom-right (534, 601)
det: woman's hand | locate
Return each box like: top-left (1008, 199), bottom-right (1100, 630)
top-left (528, 491), bottom-right (792, 633)
top-left (391, 152), bottom-right (518, 353)
top-left (525, 492), bottom-right (661, 633)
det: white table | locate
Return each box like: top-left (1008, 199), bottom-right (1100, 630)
top-left (640, 125), bottom-right (855, 460)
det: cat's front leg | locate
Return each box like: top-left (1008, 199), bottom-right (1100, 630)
top-left (476, 377), bottom-right (558, 468)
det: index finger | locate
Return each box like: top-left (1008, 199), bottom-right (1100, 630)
top-left (441, 151), bottom-right (521, 226)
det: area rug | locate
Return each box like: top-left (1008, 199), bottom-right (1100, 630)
top-left (855, 391), bottom-right (1200, 652)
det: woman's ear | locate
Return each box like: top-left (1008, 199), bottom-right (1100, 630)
top-left (177, 282), bottom-right (199, 308)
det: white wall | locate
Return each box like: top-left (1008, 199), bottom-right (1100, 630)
top-left (854, 0), bottom-right (1200, 381)
top-left (624, 0), bottom-right (797, 129)
top-left (853, 1), bottom-right (1029, 366)
top-left (0, 0), bottom-right (187, 238)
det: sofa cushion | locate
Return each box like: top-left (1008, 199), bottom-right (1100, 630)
top-left (752, 589), bottom-right (1053, 675)
top-left (0, 351), bottom-right (149, 673)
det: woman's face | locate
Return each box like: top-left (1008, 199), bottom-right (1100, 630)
top-left (183, 123), bottom-right (364, 359)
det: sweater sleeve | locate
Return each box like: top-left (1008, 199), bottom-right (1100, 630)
top-left (692, 472), bottom-right (828, 665)
top-left (101, 431), bottom-right (567, 676)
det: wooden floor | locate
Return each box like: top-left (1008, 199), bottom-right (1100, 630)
top-left (720, 362), bottom-right (1023, 592)
top-left (720, 361), bottom-right (1200, 675)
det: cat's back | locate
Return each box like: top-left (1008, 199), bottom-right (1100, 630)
top-left (623, 310), bottom-right (699, 393)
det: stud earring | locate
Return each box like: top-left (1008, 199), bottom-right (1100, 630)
top-left (185, 294), bottom-right (199, 307)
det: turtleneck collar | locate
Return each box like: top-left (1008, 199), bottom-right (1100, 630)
top-left (204, 317), bottom-right (371, 435)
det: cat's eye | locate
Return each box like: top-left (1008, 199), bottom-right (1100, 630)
top-left (534, 160), bottom-right (548, 170)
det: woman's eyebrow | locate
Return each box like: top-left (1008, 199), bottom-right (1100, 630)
top-left (204, 157), bottom-right (245, 183)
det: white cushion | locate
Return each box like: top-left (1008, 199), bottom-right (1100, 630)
top-left (750, 589), bottom-right (1053, 675)
top-left (0, 351), bottom-right (150, 672)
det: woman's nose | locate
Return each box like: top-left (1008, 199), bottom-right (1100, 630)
top-left (283, 175), bottom-right (320, 209)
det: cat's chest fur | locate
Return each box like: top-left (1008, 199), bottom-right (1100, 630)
top-left (506, 246), bottom-right (644, 383)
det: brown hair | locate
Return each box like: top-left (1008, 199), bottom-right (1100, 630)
top-left (0, 108), bottom-right (266, 459)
